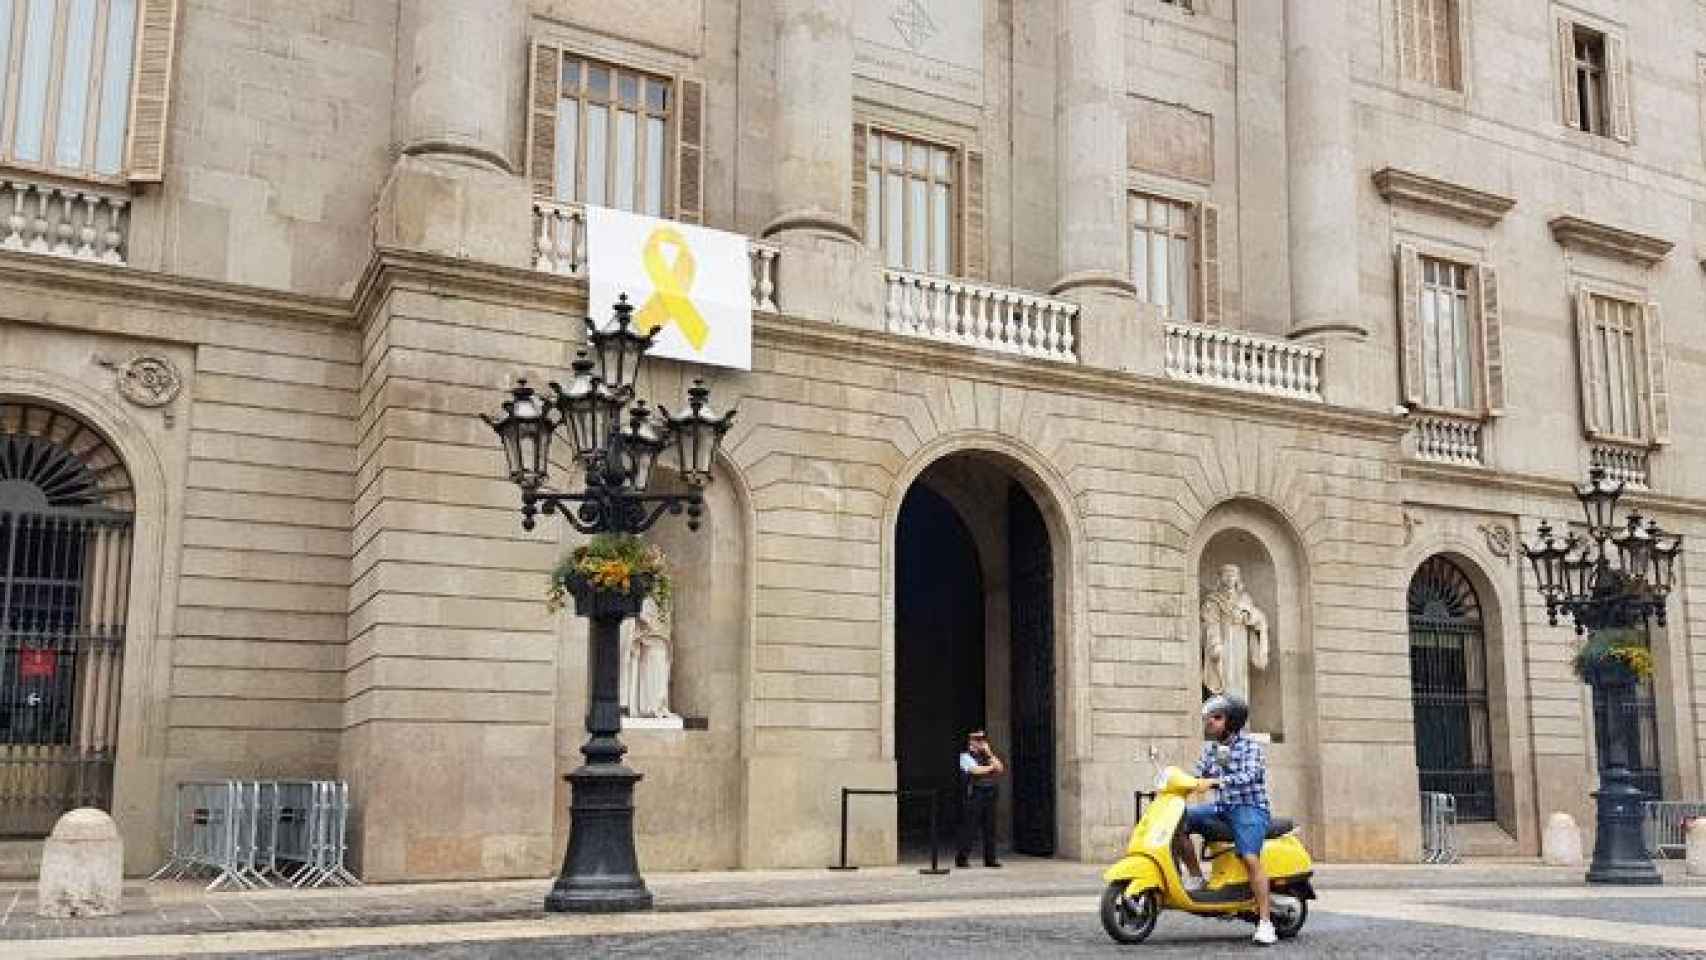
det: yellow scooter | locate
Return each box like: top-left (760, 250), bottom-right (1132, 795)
top-left (1100, 758), bottom-right (1315, 944)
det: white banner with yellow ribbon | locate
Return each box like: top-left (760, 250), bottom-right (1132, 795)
top-left (587, 207), bottom-right (753, 371)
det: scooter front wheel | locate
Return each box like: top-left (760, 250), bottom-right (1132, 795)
top-left (1099, 883), bottom-right (1159, 944)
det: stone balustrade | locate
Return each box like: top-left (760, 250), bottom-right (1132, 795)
top-left (882, 269), bottom-right (1079, 363)
top-left (532, 199), bottom-right (779, 313)
top-left (1411, 413), bottom-right (1485, 466)
top-left (1591, 442), bottom-right (1649, 488)
top-left (1164, 323), bottom-right (1324, 401)
top-left (1, 178), bottom-right (128, 265)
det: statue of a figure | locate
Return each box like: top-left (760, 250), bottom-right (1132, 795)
top-left (1200, 564), bottom-right (1270, 698)
top-left (622, 593), bottom-right (676, 719)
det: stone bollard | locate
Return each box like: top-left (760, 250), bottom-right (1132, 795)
top-left (37, 808), bottom-right (123, 918)
top-left (1541, 812), bottom-right (1583, 866)
top-left (1688, 818), bottom-right (1706, 877)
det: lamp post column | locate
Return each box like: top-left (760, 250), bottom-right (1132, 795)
top-left (1586, 668), bottom-right (1661, 885)
top-left (546, 582), bottom-right (652, 912)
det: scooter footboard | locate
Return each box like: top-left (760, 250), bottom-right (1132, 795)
top-left (1102, 854), bottom-right (1164, 894)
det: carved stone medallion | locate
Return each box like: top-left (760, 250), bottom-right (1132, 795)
top-left (110, 355), bottom-right (182, 408)
top-left (1477, 522), bottom-right (1513, 562)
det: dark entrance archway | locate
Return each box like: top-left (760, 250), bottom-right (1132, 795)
top-left (1407, 556), bottom-right (1495, 822)
top-left (894, 458), bottom-right (1057, 858)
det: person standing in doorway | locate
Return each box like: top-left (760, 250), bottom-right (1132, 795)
top-left (956, 728), bottom-right (1005, 868)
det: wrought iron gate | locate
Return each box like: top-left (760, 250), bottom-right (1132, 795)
top-left (2, 405), bottom-right (133, 837)
top-left (1407, 557), bottom-right (1495, 823)
top-left (1007, 484), bottom-right (1054, 856)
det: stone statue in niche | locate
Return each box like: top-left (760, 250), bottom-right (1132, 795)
top-left (1199, 563), bottom-right (1270, 700)
top-left (620, 593), bottom-right (676, 719)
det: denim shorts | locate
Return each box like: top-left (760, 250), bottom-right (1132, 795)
top-left (1184, 803), bottom-right (1270, 857)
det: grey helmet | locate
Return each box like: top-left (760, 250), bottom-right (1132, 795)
top-left (1200, 693), bottom-right (1249, 735)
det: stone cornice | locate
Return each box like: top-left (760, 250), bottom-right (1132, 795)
top-left (1372, 167), bottom-right (1515, 227)
top-left (0, 248), bottom-right (349, 332)
top-left (753, 314), bottom-right (1410, 442)
top-left (1403, 460), bottom-right (1706, 520)
top-left (350, 245), bottom-right (586, 329)
top-left (1547, 215), bottom-right (1673, 267)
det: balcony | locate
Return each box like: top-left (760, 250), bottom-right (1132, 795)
top-left (882, 269), bottom-right (1080, 363)
top-left (1, 176), bottom-right (129, 265)
top-left (1590, 442), bottom-right (1649, 489)
top-left (532, 199), bottom-right (778, 312)
top-left (1163, 323), bottom-right (1324, 402)
top-left (1409, 412), bottom-right (1485, 467)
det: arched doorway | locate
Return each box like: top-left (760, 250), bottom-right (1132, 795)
top-left (894, 454), bottom-right (1057, 857)
top-left (0, 402), bottom-right (134, 837)
top-left (1407, 556), bottom-right (1495, 822)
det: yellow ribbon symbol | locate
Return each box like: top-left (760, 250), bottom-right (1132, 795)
top-left (635, 227), bottom-right (709, 351)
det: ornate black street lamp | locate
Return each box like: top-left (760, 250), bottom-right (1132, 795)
top-left (1523, 467), bottom-right (1682, 885)
top-left (481, 295), bottom-right (735, 912)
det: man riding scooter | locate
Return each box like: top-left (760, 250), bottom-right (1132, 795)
top-left (1173, 694), bottom-right (1277, 946)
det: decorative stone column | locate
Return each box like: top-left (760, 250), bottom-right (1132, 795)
top-left (760, 0), bottom-right (881, 327)
top-left (764, 0), bottom-right (859, 242)
top-left (1284, 0), bottom-right (1363, 342)
top-left (1052, 0), bottom-right (1138, 371)
top-left (373, 0), bottom-right (532, 266)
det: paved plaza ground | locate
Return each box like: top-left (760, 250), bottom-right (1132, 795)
top-left (2, 859), bottom-right (1702, 957)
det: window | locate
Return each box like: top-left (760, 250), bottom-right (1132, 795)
top-left (1557, 18), bottom-right (1630, 141)
top-left (1419, 257), bottom-right (1475, 410)
top-left (1574, 290), bottom-right (1669, 445)
top-left (0, 0), bottom-right (145, 179)
top-left (527, 43), bottom-right (703, 223)
top-left (1128, 192), bottom-right (1222, 325)
top-left (1160, 0), bottom-right (1193, 11)
top-left (861, 128), bottom-right (956, 275)
top-left (1396, 245), bottom-right (1504, 416)
top-left (1396, 0), bottom-right (1461, 91)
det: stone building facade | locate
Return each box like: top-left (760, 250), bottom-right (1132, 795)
top-left (1, 0), bottom-right (1703, 880)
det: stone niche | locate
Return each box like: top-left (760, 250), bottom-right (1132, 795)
top-left (1196, 528), bottom-right (1284, 738)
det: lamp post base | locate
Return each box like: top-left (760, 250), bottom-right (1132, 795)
top-left (1584, 773), bottom-right (1661, 886)
top-left (544, 764), bottom-right (655, 912)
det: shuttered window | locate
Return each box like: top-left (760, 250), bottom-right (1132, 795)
top-left (1574, 290), bottom-right (1667, 445)
top-left (1558, 19), bottom-right (1631, 142)
top-left (527, 43), bottom-right (703, 224)
top-left (1395, 245), bottom-right (1504, 417)
top-left (1128, 193), bottom-right (1220, 325)
top-left (860, 127), bottom-right (955, 275)
top-left (1396, 0), bottom-right (1461, 91)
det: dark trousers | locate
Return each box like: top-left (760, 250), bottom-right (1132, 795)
top-left (957, 785), bottom-right (998, 864)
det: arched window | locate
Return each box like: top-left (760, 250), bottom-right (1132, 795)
top-left (1, 401), bottom-right (133, 836)
top-left (1407, 556), bottom-right (1494, 822)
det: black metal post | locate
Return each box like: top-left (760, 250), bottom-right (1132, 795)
top-left (546, 594), bottom-right (653, 912)
top-left (920, 789), bottom-right (949, 875)
top-left (828, 788), bottom-right (855, 870)
top-left (1586, 671), bottom-right (1662, 885)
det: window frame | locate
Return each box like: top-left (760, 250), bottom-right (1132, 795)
top-left (1415, 254), bottom-right (1480, 414)
top-left (1395, 241), bottom-right (1504, 420)
top-left (1127, 190), bottom-right (1199, 325)
top-left (1555, 12), bottom-right (1631, 143)
top-left (545, 51), bottom-right (674, 217)
top-left (1575, 286), bottom-right (1654, 446)
top-left (0, 0), bottom-right (144, 186)
top-left (859, 124), bottom-right (960, 278)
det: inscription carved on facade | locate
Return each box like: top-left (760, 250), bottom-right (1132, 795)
top-left (854, 0), bottom-right (984, 104)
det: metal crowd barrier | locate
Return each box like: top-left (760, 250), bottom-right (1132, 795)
top-left (826, 787), bottom-right (950, 875)
top-left (148, 779), bottom-right (360, 890)
top-left (1419, 791), bottom-right (1460, 864)
top-left (1642, 800), bottom-right (1706, 860)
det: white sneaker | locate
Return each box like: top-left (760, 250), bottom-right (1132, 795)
top-left (1253, 919), bottom-right (1278, 945)
top-left (1182, 874), bottom-right (1207, 893)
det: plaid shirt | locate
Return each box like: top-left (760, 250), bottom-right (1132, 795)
top-left (1194, 733), bottom-right (1270, 814)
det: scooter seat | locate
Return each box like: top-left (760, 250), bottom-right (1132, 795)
top-left (1197, 815), bottom-right (1295, 843)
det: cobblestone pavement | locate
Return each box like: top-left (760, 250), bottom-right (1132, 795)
top-left (2, 859), bottom-right (1703, 957)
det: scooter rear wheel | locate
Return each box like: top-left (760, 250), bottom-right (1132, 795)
top-left (1099, 883), bottom-right (1159, 944)
top-left (1271, 896), bottom-right (1308, 939)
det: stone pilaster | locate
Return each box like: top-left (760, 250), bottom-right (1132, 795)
top-left (1284, 0), bottom-right (1363, 342)
top-left (373, 0), bottom-right (531, 267)
top-left (1052, 0), bottom-right (1137, 372)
